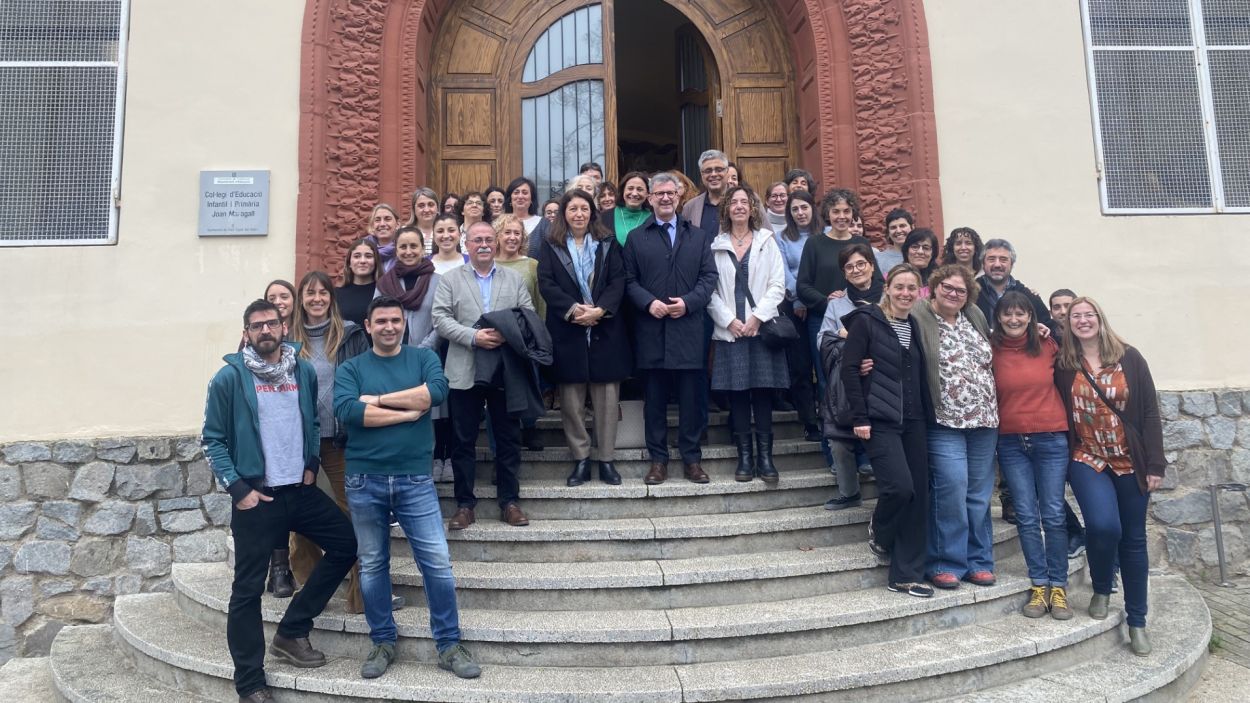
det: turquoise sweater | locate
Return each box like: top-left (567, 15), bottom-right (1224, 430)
top-left (334, 346), bottom-right (449, 475)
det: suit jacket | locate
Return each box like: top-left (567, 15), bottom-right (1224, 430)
top-left (681, 192), bottom-right (711, 230)
top-left (432, 263), bottom-right (534, 390)
top-left (622, 215), bottom-right (718, 370)
top-left (537, 235), bottom-right (633, 383)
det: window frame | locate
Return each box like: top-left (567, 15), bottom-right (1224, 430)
top-left (1080, 0), bottom-right (1250, 214)
top-left (0, 0), bottom-right (130, 247)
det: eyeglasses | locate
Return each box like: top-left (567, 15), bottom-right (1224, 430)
top-left (247, 319), bottom-right (282, 332)
top-left (651, 190), bottom-right (678, 200)
top-left (768, 192), bottom-right (788, 200)
top-left (937, 281), bottom-right (968, 298)
top-left (843, 260), bottom-right (871, 272)
top-left (700, 166), bottom-right (727, 175)
top-left (1069, 312), bottom-right (1099, 321)
top-left (910, 244), bottom-right (933, 252)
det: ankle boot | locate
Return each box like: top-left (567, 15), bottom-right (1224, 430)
top-left (733, 434), bottom-right (754, 481)
top-left (267, 548), bottom-right (295, 598)
top-left (566, 458), bottom-right (592, 487)
top-left (755, 432), bottom-right (778, 484)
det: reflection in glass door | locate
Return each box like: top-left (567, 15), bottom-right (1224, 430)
top-left (520, 3), bottom-right (613, 200)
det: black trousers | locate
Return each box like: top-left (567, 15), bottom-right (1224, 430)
top-left (865, 419), bottom-right (929, 584)
top-left (643, 368), bottom-right (705, 464)
top-left (449, 386), bottom-right (521, 508)
top-left (728, 389), bottom-right (774, 436)
top-left (228, 484), bottom-right (357, 696)
top-left (781, 299), bottom-right (818, 427)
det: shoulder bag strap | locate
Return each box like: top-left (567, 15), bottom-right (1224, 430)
top-left (1079, 365), bottom-right (1131, 426)
top-left (724, 249), bottom-right (758, 309)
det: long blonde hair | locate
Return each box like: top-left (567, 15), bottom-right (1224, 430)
top-left (290, 270), bottom-right (346, 362)
top-left (1057, 296), bottom-right (1126, 370)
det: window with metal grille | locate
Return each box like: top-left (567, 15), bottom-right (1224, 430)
top-left (1081, 0), bottom-right (1250, 213)
top-left (0, 0), bottom-right (129, 246)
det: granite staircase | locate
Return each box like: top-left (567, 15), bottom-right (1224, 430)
top-left (45, 410), bottom-right (1210, 701)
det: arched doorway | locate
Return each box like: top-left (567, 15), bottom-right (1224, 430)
top-left (429, 0), bottom-right (798, 199)
top-left (296, 0), bottom-right (942, 276)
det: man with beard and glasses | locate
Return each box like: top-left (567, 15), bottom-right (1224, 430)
top-left (334, 296), bottom-right (479, 680)
top-left (433, 220), bottom-right (536, 530)
top-left (202, 299), bottom-right (358, 703)
top-left (681, 149), bottom-right (731, 238)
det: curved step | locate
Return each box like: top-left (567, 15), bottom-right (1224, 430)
top-left (466, 437), bottom-right (829, 481)
top-left (433, 468), bottom-right (865, 520)
top-left (109, 587), bottom-right (1136, 702)
top-left (173, 551), bottom-right (1074, 667)
top-left (48, 624), bottom-right (216, 703)
top-left (935, 575), bottom-right (1211, 703)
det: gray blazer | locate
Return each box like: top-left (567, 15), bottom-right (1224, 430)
top-left (432, 264), bottom-right (534, 390)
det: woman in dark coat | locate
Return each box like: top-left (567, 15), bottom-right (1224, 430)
top-left (537, 189), bottom-right (632, 487)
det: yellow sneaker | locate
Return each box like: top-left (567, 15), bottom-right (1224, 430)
top-left (1049, 586), bottom-right (1073, 620)
top-left (1022, 585), bottom-right (1048, 618)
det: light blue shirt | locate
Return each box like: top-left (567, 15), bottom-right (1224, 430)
top-left (658, 219), bottom-right (677, 247)
top-left (473, 265), bottom-right (497, 313)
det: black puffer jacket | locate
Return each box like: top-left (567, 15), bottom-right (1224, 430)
top-left (839, 305), bottom-right (931, 430)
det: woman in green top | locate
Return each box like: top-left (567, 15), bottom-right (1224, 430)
top-left (608, 171), bottom-right (651, 246)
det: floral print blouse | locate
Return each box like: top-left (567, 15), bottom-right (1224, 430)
top-left (1071, 363), bottom-right (1134, 475)
top-left (935, 313), bottom-right (999, 429)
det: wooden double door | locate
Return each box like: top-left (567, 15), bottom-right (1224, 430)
top-left (430, 0), bottom-right (798, 198)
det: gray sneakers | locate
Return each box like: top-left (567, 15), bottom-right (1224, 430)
top-left (360, 642), bottom-right (395, 679)
top-left (438, 643), bottom-right (482, 679)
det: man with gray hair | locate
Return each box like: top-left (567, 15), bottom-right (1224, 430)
top-left (975, 238), bottom-right (1056, 335)
top-left (623, 172), bottom-right (719, 485)
top-left (681, 149), bottom-right (730, 237)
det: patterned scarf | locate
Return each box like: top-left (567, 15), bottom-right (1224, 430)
top-left (242, 343), bottom-right (297, 385)
top-left (567, 235), bottom-right (598, 305)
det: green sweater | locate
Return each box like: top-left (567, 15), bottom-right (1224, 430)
top-left (333, 346), bottom-right (449, 475)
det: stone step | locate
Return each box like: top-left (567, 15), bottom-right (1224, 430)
top-left (431, 468), bottom-right (870, 520)
top-left (0, 655), bottom-right (53, 702)
top-left (231, 520), bottom-right (1019, 611)
top-left (473, 410), bottom-right (808, 448)
top-left (935, 575), bottom-right (1211, 703)
top-left (104, 586), bottom-right (1137, 702)
top-left (462, 437), bottom-right (829, 482)
top-left (47, 624), bottom-right (216, 703)
top-left (173, 552), bottom-right (1072, 667)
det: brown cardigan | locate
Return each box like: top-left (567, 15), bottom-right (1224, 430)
top-left (1054, 345), bottom-right (1167, 495)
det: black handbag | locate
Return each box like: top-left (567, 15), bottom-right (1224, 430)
top-left (727, 249), bottom-right (798, 349)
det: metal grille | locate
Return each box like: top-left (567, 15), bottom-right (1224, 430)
top-left (522, 80), bottom-right (607, 200)
top-left (0, 0), bottom-right (126, 245)
top-left (1088, 0), bottom-right (1193, 45)
top-left (1083, 0), bottom-right (1250, 212)
top-left (1208, 50), bottom-right (1250, 207)
top-left (1091, 50), bottom-right (1211, 209)
top-left (1202, 0), bottom-right (1250, 45)
top-left (522, 4), bottom-right (602, 83)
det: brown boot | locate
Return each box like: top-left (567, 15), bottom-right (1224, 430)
top-left (683, 463), bottom-right (709, 483)
top-left (644, 462), bottom-right (668, 485)
top-left (448, 507), bottom-right (475, 530)
top-left (269, 634), bottom-right (326, 668)
top-left (266, 549), bottom-right (295, 599)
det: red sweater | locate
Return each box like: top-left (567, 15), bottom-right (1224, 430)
top-left (991, 335), bottom-right (1068, 434)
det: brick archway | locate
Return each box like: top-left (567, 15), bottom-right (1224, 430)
top-left (296, 0), bottom-right (941, 276)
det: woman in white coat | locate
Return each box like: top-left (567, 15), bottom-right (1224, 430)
top-left (708, 186), bottom-right (789, 483)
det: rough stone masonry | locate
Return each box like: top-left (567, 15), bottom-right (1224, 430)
top-left (0, 390), bottom-right (1247, 662)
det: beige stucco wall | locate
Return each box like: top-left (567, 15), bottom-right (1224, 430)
top-left (0, 0), bottom-right (304, 441)
top-left (925, 0), bottom-right (1250, 390)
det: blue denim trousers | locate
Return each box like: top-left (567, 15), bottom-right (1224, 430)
top-left (345, 473), bottom-right (462, 650)
top-left (1068, 461), bottom-right (1150, 627)
top-left (926, 424), bottom-right (998, 577)
top-left (996, 432), bottom-right (1070, 587)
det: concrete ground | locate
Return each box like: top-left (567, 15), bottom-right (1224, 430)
top-left (0, 656), bottom-right (52, 701)
top-left (1188, 574), bottom-right (1250, 701)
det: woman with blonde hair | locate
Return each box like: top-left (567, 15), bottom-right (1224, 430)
top-left (404, 187), bottom-right (441, 256)
top-left (364, 203), bottom-right (401, 272)
top-left (286, 270), bottom-right (370, 612)
top-left (494, 212), bottom-right (547, 450)
top-left (840, 263), bottom-right (932, 598)
top-left (1056, 297), bottom-right (1165, 656)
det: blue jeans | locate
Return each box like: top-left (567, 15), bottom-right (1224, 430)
top-left (926, 424), bottom-right (997, 577)
top-left (1068, 461), bottom-right (1150, 627)
top-left (345, 473), bottom-right (462, 650)
top-left (997, 432), bottom-right (1069, 587)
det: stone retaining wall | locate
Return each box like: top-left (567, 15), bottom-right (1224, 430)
top-left (0, 437), bottom-right (229, 661)
top-left (0, 389), bottom-right (1247, 662)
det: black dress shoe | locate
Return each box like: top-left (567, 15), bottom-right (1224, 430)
top-left (804, 424), bottom-right (822, 442)
top-left (598, 461), bottom-right (622, 485)
top-left (566, 458), bottom-right (592, 487)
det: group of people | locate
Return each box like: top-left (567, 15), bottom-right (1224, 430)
top-left (203, 151), bottom-right (1166, 703)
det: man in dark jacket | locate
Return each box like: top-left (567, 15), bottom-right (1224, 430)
top-left (623, 172), bottom-right (719, 484)
top-left (202, 299), bottom-right (357, 703)
top-left (975, 238), bottom-right (1058, 336)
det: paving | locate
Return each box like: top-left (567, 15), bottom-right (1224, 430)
top-left (1190, 574), bottom-right (1250, 679)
